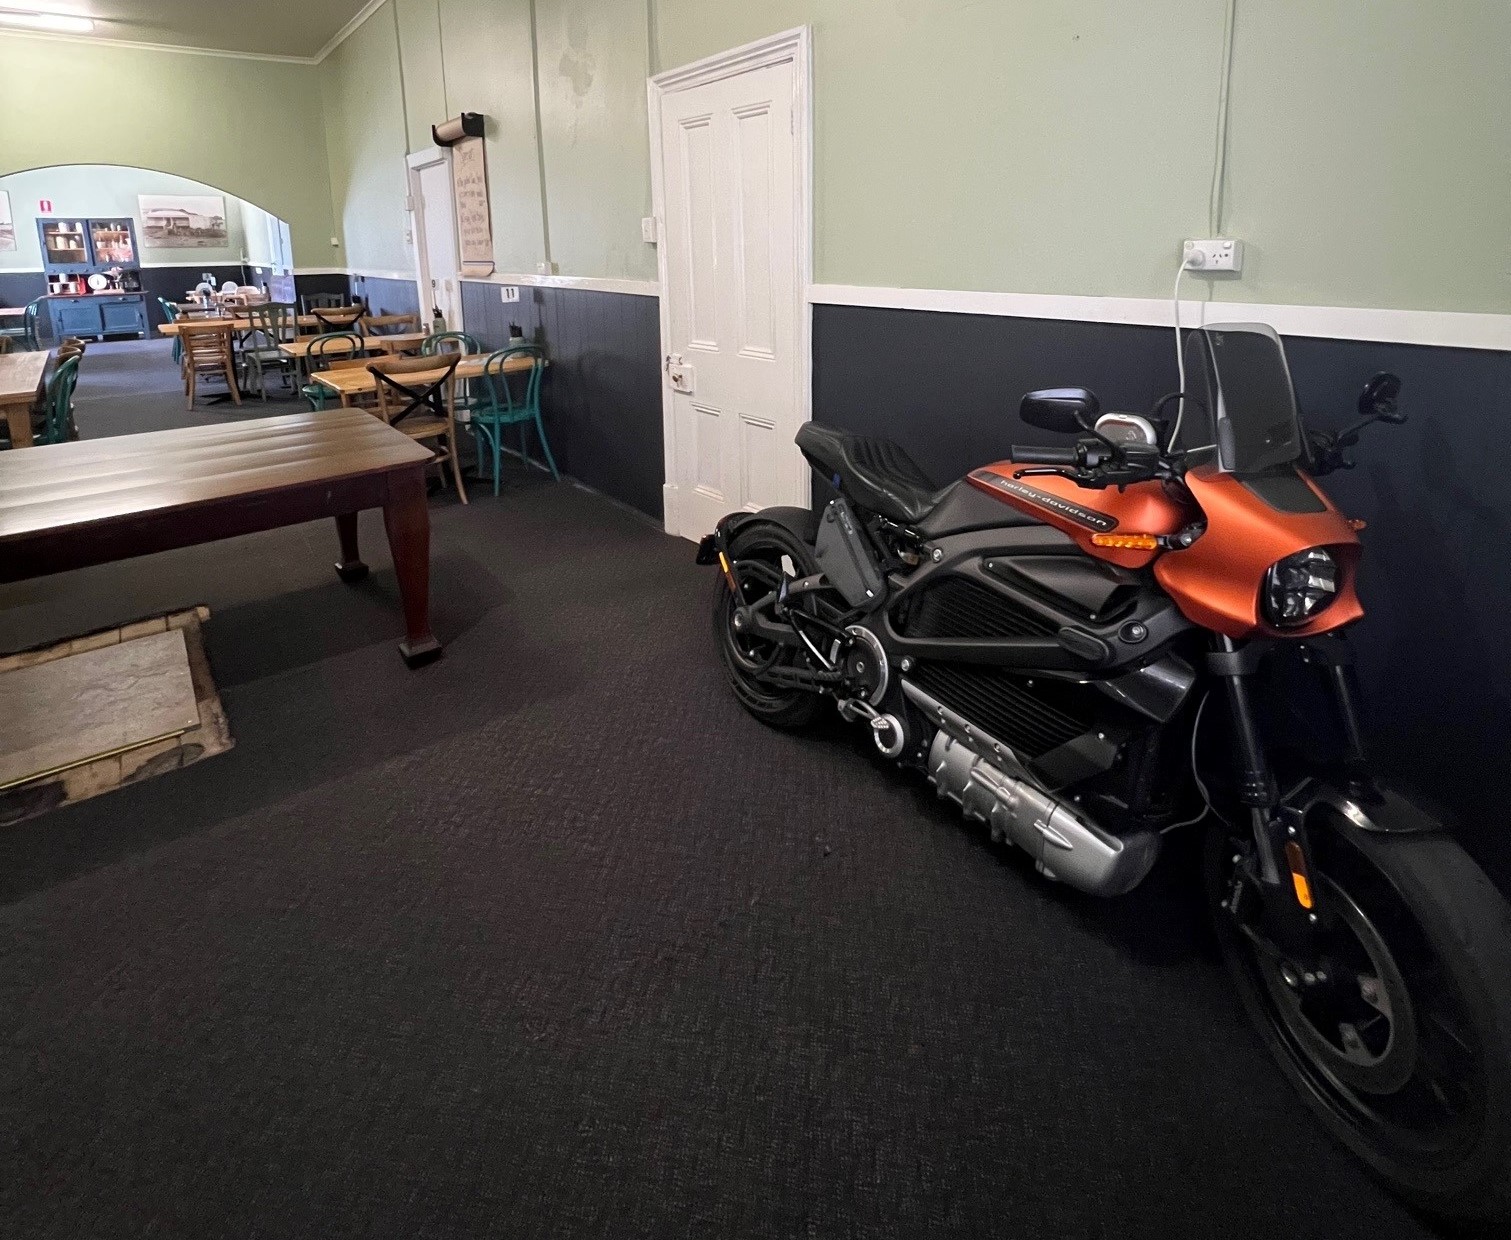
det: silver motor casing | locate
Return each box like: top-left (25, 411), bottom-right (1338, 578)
top-left (926, 730), bottom-right (1160, 897)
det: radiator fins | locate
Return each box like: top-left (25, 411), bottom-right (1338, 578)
top-left (906, 663), bottom-right (1090, 759)
top-left (894, 576), bottom-right (1055, 641)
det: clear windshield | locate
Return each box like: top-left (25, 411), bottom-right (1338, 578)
top-left (1179, 324), bottom-right (1304, 473)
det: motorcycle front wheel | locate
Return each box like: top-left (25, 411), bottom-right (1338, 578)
top-left (1207, 814), bottom-right (1511, 1226)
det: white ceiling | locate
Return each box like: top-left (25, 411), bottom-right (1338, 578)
top-left (4, 1), bottom-right (376, 59)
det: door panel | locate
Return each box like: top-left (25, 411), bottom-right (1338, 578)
top-left (660, 58), bottom-right (802, 539)
top-left (417, 160), bottom-right (461, 330)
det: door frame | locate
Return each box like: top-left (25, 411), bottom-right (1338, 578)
top-left (405, 147), bottom-right (464, 331)
top-left (647, 25), bottom-right (814, 538)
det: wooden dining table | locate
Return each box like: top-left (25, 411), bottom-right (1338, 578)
top-left (0, 350), bottom-right (50, 449)
top-left (0, 409), bottom-right (444, 666)
top-left (279, 331), bottom-right (430, 361)
top-left (0, 306), bottom-right (29, 319)
top-left (158, 312), bottom-right (418, 336)
top-left (311, 353), bottom-right (541, 407)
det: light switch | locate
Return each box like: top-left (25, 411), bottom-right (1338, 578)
top-left (641, 216), bottom-right (658, 244)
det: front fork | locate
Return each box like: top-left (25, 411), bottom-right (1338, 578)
top-left (1209, 635), bottom-right (1364, 962)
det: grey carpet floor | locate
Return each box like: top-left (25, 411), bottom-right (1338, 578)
top-left (0, 341), bottom-right (1445, 1238)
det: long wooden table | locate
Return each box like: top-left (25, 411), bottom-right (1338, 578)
top-left (279, 331), bottom-right (430, 360)
top-left (0, 410), bottom-right (444, 667)
top-left (0, 350), bottom-right (49, 449)
top-left (312, 353), bottom-right (541, 406)
top-left (158, 313), bottom-right (418, 336)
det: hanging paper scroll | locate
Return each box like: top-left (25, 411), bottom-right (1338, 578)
top-left (451, 135), bottom-right (494, 277)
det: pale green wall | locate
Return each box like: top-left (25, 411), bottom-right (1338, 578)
top-left (0, 31), bottom-right (338, 267)
top-left (321, 5), bottom-right (414, 274)
top-left (438, 0), bottom-right (548, 275)
top-left (533, 0), bottom-right (655, 279)
top-left (0, 165), bottom-right (277, 271)
top-left (315, 0), bottom-right (1508, 311)
top-left (654, 0), bottom-right (1510, 313)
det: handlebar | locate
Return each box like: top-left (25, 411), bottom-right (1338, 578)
top-left (1010, 444), bottom-right (1080, 467)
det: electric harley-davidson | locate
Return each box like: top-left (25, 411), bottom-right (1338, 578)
top-left (697, 323), bottom-right (1511, 1223)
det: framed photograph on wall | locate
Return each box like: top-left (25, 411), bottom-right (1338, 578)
top-left (137, 194), bottom-right (228, 248)
top-left (0, 190), bottom-right (15, 252)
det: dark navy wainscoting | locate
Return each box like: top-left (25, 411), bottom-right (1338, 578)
top-left (0, 272), bottom-right (46, 317)
top-left (812, 303), bottom-right (1511, 879)
top-left (349, 274), bottom-right (422, 318)
top-left (460, 281), bottom-right (664, 520)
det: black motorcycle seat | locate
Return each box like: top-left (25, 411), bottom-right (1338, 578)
top-left (796, 423), bottom-right (946, 524)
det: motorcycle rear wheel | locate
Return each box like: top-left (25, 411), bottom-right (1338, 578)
top-left (712, 521), bottom-right (824, 730)
top-left (1207, 815), bottom-right (1511, 1225)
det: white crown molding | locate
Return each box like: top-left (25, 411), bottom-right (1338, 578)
top-left (0, 26), bottom-right (318, 64)
top-left (462, 272), bottom-right (660, 298)
top-left (314, 0), bottom-right (389, 63)
top-left (808, 284), bottom-right (1511, 353)
top-left (650, 25), bottom-right (808, 92)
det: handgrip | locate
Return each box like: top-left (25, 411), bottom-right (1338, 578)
top-left (1010, 443), bottom-right (1080, 467)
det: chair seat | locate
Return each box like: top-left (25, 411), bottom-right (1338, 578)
top-left (393, 415), bottom-right (450, 440)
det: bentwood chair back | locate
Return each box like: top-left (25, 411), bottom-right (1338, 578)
top-left (38, 354), bottom-right (82, 445)
top-left (179, 321), bottom-right (241, 409)
top-left (301, 332), bottom-right (367, 409)
top-left (369, 354), bottom-right (467, 503)
top-left (0, 298), bottom-right (42, 352)
top-left (156, 297), bottom-right (182, 364)
top-left (472, 345), bottom-right (555, 495)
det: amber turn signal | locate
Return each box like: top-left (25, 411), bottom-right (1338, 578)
top-left (1284, 841), bottom-right (1315, 910)
top-left (1091, 533), bottom-right (1160, 551)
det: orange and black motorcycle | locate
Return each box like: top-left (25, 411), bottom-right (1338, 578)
top-left (698, 323), bottom-right (1511, 1224)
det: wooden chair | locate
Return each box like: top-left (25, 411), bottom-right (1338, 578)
top-left (179, 321), bottom-right (241, 409)
top-left (366, 312), bottom-right (421, 336)
top-left (369, 354), bottom-right (466, 503)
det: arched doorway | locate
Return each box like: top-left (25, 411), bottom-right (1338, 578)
top-left (0, 164), bottom-right (313, 341)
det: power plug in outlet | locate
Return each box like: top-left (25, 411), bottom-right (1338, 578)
top-left (1183, 238), bottom-right (1243, 272)
top-left (500, 285), bottom-right (520, 304)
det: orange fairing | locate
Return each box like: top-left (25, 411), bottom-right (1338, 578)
top-left (967, 466), bottom-right (1191, 570)
top-left (967, 459), bottom-right (1363, 640)
top-left (1154, 465), bottom-right (1363, 639)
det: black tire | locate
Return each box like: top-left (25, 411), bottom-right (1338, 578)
top-left (712, 521), bottom-right (825, 730)
top-left (1207, 814), bottom-right (1511, 1226)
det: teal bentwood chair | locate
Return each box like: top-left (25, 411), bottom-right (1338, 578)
top-left (38, 354), bottom-right (81, 445)
top-left (0, 298), bottom-right (42, 352)
top-left (472, 345), bottom-right (555, 496)
top-left (421, 330), bottom-right (484, 419)
top-left (156, 297), bottom-right (182, 364)
top-left (301, 332), bottom-right (367, 409)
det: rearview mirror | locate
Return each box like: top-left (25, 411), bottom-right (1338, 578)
top-left (1021, 387), bottom-right (1099, 434)
top-left (1358, 372), bottom-right (1404, 423)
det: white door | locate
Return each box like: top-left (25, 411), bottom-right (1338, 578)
top-left (655, 41), bottom-right (808, 540)
top-left (414, 158), bottom-right (462, 329)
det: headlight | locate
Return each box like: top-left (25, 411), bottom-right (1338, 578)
top-left (1263, 547), bottom-right (1339, 628)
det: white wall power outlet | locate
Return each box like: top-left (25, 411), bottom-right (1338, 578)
top-left (1183, 238), bottom-right (1243, 272)
top-left (537, 261), bottom-right (558, 276)
top-left (500, 285), bottom-right (520, 303)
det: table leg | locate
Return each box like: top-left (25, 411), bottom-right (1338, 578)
top-left (3, 399), bottom-right (34, 449)
top-left (333, 512), bottom-right (369, 582)
top-left (382, 467), bottom-right (441, 668)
